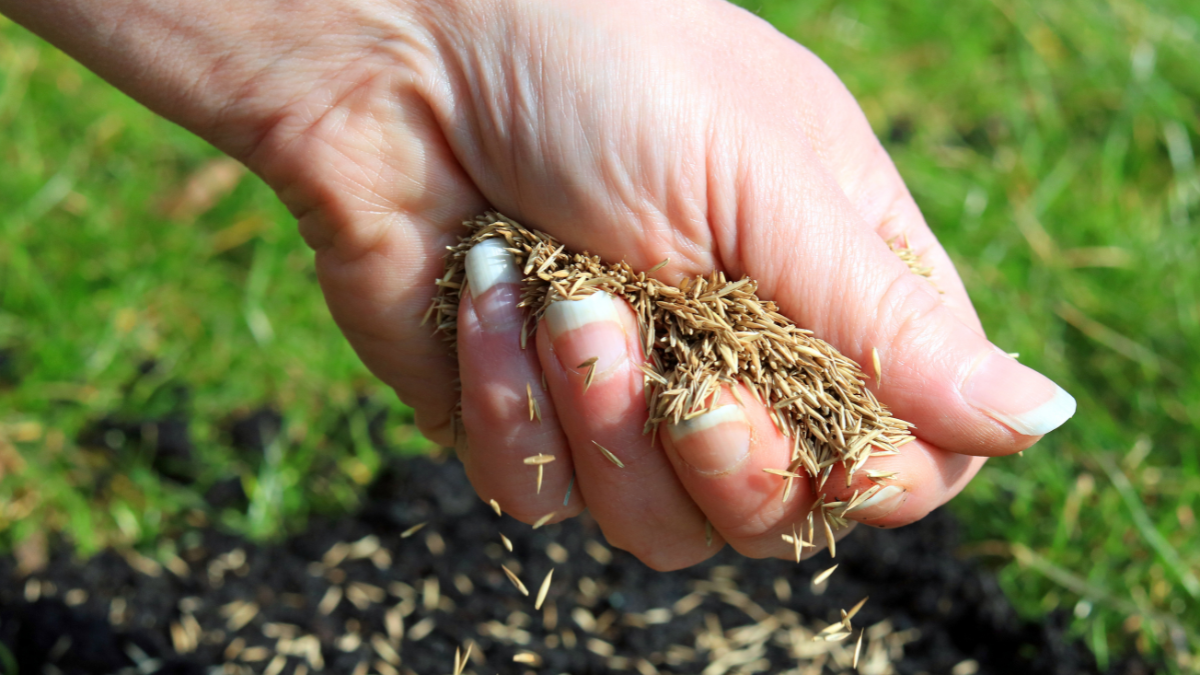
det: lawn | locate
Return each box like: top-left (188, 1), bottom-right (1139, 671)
top-left (1, 0), bottom-right (1198, 670)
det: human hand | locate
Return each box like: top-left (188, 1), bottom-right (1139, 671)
top-left (4, 0), bottom-right (1075, 569)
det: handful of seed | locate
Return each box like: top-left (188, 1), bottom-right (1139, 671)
top-left (431, 212), bottom-right (914, 514)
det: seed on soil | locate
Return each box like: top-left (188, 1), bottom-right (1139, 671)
top-left (502, 564), bottom-right (530, 596)
top-left (426, 531), bottom-right (446, 555)
top-left (407, 616), bottom-right (436, 641)
top-left (400, 522), bottom-right (428, 538)
top-left (318, 586), bottom-right (343, 615)
top-left (372, 633), bottom-right (402, 665)
top-left (513, 652), bottom-right (542, 666)
top-left (592, 440), bottom-right (625, 468)
top-left (546, 542), bottom-right (569, 563)
top-left (584, 540), bottom-right (612, 564)
top-left (535, 568), bottom-right (554, 610)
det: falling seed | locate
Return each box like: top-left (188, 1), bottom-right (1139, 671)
top-left (535, 568), bottom-right (555, 610)
top-left (532, 511), bottom-right (557, 529)
top-left (400, 522), bottom-right (428, 538)
top-left (813, 564), bottom-right (838, 586)
top-left (579, 356), bottom-right (599, 392)
top-left (853, 629), bottom-right (864, 668)
top-left (489, 499), bottom-right (503, 517)
top-left (846, 595), bottom-right (869, 621)
top-left (791, 524), bottom-right (801, 563)
top-left (502, 565), bottom-right (529, 596)
top-left (593, 440), bottom-right (625, 468)
top-left (500, 533), bottom-right (513, 552)
top-left (872, 347), bottom-right (882, 387)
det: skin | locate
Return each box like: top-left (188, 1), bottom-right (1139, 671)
top-left (3, 0), bottom-right (1057, 570)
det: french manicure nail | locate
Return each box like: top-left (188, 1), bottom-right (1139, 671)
top-left (465, 238), bottom-right (523, 333)
top-left (963, 351), bottom-right (1077, 436)
top-left (544, 292), bottom-right (628, 381)
top-left (847, 484), bottom-right (906, 521)
top-left (666, 405), bottom-right (751, 475)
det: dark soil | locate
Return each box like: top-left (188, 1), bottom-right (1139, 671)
top-left (0, 454), bottom-right (1157, 675)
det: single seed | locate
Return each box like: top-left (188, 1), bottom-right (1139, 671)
top-left (524, 454), bottom-right (557, 465)
top-left (400, 522), bottom-right (428, 538)
top-left (502, 565), bottom-right (529, 596)
top-left (763, 467), bottom-right (803, 478)
top-left (813, 564), bottom-right (838, 586)
top-left (535, 568), bottom-right (554, 610)
top-left (846, 596), bottom-right (869, 621)
top-left (592, 441), bottom-right (625, 468)
top-left (648, 257), bottom-right (670, 273)
top-left (853, 628), bottom-right (864, 668)
top-left (500, 533), bottom-right (513, 552)
top-left (489, 499), bottom-right (503, 517)
top-left (872, 347), bottom-right (882, 387)
top-left (704, 521), bottom-right (713, 548)
top-left (532, 511), bottom-right (557, 529)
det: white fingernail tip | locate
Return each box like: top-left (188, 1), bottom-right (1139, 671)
top-left (544, 291), bottom-right (620, 338)
top-left (856, 484), bottom-right (905, 512)
top-left (989, 385), bottom-right (1077, 436)
top-left (465, 238), bottom-right (521, 297)
top-left (665, 405), bottom-right (747, 442)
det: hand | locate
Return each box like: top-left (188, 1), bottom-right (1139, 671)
top-left (5, 0), bottom-right (1075, 569)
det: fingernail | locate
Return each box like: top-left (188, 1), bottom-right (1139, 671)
top-left (962, 351), bottom-right (1077, 436)
top-left (465, 238), bottom-right (523, 333)
top-left (544, 292), bottom-right (628, 382)
top-left (666, 405), bottom-right (751, 475)
top-left (847, 484), bottom-right (906, 522)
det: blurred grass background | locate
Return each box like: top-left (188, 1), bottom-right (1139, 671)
top-left (1, 0), bottom-right (1198, 670)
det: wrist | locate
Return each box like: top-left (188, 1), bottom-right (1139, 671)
top-left (0, 0), bottom-right (437, 162)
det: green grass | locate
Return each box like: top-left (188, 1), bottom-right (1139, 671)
top-left (2, 0), bottom-right (1199, 670)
